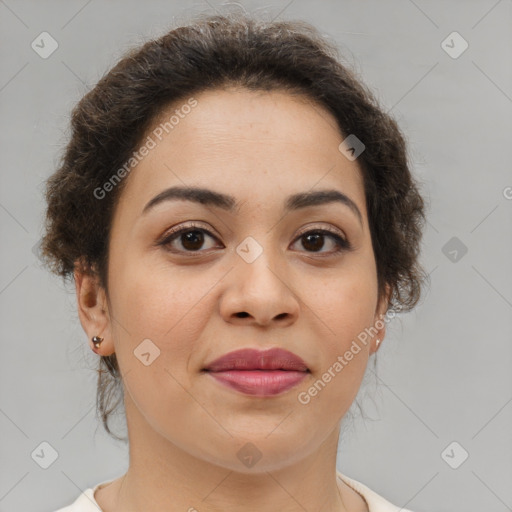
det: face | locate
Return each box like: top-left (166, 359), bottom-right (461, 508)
top-left (77, 87), bottom-right (389, 472)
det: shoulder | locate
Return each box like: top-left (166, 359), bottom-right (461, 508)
top-left (52, 489), bottom-right (95, 512)
top-left (54, 474), bottom-right (413, 511)
top-left (52, 479), bottom-right (114, 512)
top-left (337, 471), bottom-right (415, 512)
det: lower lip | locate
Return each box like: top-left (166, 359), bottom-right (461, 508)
top-left (205, 370), bottom-right (309, 396)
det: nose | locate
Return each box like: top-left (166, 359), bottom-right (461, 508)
top-left (219, 254), bottom-right (300, 328)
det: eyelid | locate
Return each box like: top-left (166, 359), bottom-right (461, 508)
top-left (294, 223), bottom-right (346, 240)
top-left (157, 221), bottom-right (220, 246)
top-left (158, 221), bottom-right (351, 254)
top-left (160, 221), bottom-right (346, 240)
top-left (291, 225), bottom-right (351, 254)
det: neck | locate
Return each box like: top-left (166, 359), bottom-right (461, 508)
top-left (95, 393), bottom-right (368, 512)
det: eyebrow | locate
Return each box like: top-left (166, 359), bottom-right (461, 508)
top-left (142, 185), bottom-right (363, 226)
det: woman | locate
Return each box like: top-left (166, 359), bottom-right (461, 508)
top-left (42, 11), bottom-right (427, 512)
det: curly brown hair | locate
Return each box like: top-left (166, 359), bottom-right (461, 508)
top-left (40, 11), bottom-right (428, 440)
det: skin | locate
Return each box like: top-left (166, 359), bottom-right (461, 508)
top-left (75, 87), bottom-right (390, 512)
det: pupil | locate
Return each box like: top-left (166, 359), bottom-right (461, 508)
top-left (182, 230), bottom-right (204, 251)
top-left (303, 233), bottom-right (323, 252)
top-left (179, 231), bottom-right (326, 252)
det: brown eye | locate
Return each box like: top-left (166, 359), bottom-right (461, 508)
top-left (179, 230), bottom-right (206, 251)
top-left (292, 229), bottom-right (351, 255)
top-left (302, 232), bottom-right (325, 252)
top-left (158, 224), bottom-right (350, 257)
top-left (159, 225), bottom-right (219, 253)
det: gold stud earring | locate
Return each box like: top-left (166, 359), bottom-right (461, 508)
top-left (92, 336), bottom-right (104, 349)
top-left (376, 338), bottom-right (381, 348)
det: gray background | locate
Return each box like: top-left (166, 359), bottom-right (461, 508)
top-left (1, 1), bottom-right (511, 511)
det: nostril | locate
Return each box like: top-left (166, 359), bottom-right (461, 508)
top-left (235, 312), bottom-right (249, 318)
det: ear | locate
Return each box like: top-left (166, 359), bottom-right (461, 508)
top-left (74, 262), bottom-right (115, 356)
top-left (370, 283), bottom-right (391, 354)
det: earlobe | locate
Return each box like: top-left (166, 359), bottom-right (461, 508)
top-left (372, 283), bottom-right (391, 353)
top-left (74, 266), bottom-right (115, 356)
top-left (371, 314), bottom-right (386, 354)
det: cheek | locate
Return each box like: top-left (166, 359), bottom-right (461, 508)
top-left (108, 258), bottom-right (219, 384)
top-left (300, 284), bottom-right (374, 416)
top-left (301, 264), bottom-right (378, 390)
top-left (306, 263), bottom-right (378, 338)
top-left (109, 262), bottom-right (214, 429)
top-left (111, 254), bottom-right (209, 335)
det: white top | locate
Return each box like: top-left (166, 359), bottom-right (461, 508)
top-left (53, 471), bottom-right (413, 511)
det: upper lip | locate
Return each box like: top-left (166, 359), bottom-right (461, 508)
top-left (203, 348), bottom-right (309, 372)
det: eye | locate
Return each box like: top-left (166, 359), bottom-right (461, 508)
top-left (291, 228), bottom-right (351, 256)
top-left (158, 223), bottom-right (351, 256)
top-left (158, 223), bottom-right (220, 254)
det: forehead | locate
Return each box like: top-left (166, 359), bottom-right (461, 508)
top-left (116, 87), bottom-right (366, 219)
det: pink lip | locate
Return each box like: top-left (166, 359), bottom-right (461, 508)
top-left (203, 347), bottom-right (309, 372)
top-left (203, 348), bottom-right (310, 396)
top-left (207, 370), bottom-right (308, 396)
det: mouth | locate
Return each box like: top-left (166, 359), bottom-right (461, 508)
top-left (202, 347), bottom-right (310, 396)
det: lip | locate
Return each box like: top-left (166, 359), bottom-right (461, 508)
top-left (202, 348), bottom-right (310, 397)
top-left (206, 370), bottom-right (308, 396)
top-left (203, 347), bottom-right (309, 372)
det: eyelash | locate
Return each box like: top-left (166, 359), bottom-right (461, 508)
top-left (158, 222), bottom-right (352, 257)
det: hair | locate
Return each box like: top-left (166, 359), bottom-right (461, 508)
top-left (40, 10), bottom-right (428, 440)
